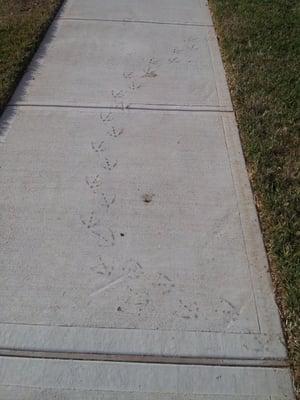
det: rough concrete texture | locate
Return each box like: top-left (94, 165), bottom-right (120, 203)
top-left (0, 108), bottom-right (270, 333)
top-left (62, 0), bottom-right (213, 25)
top-left (10, 20), bottom-right (231, 110)
top-left (0, 391), bottom-right (288, 400)
top-left (0, 357), bottom-right (295, 398)
top-left (0, 0), bottom-right (295, 397)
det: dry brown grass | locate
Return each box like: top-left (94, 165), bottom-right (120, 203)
top-left (0, 0), bottom-right (63, 113)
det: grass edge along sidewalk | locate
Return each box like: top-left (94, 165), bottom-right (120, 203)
top-left (0, 0), bottom-right (64, 114)
top-left (209, 0), bottom-right (299, 395)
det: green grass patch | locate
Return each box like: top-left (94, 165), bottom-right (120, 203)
top-left (0, 0), bottom-right (63, 113)
top-left (209, 0), bottom-right (300, 393)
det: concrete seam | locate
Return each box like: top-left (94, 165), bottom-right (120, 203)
top-left (59, 17), bottom-right (213, 27)
top-left (0, 349), bottom-right (289, 368)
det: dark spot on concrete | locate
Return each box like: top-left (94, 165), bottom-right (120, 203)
top-left (143, 192), bottom-right (154, 203)
top-left (143, 70), bottom-right (158, 78)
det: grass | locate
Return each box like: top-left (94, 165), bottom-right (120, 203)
top-left (0, 0), bottom-right (63, 113)
top-left (208, 0), bottom-right (300, 394)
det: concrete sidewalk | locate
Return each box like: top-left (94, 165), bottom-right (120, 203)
top-left (0, 0), bottom-right (295, 398)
